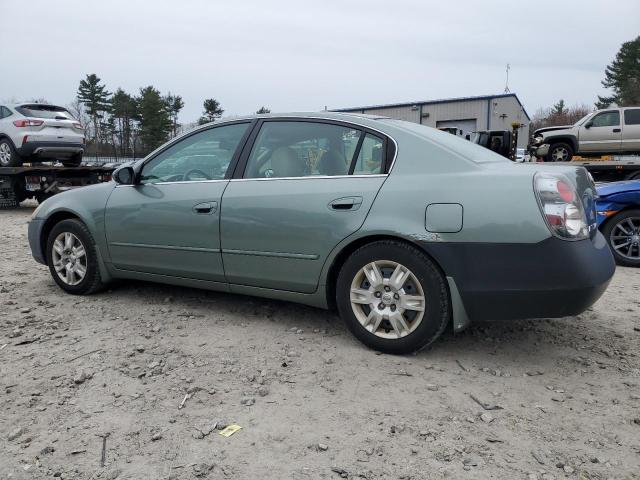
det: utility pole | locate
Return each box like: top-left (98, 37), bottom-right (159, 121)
top-left (504, 63), bottom-right (511, 93)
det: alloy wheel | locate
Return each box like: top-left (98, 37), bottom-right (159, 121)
top-left (0, 142), bottom-right (11, 166)
top-left (349, 260), bottom-right (426, 339)
top-left (610, 216), bottom-right (640, 261)
top-left (551, 146), bottom-right (568, 162)
top-left (51, 232), bottom-right (87, 285)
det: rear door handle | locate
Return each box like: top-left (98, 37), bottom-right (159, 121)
top-left (613, 128), bottom-right (621, 133)
top-left (329, 196), bottom-right (363, 211)
top-left (193, 201), bottom-right (218, 214)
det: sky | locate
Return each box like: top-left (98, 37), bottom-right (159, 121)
top-left (1, 0), bottom-right (638, 123)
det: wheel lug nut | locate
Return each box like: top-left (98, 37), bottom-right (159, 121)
top-left (378, 303), bottom-right (385, 310)
top-left (390, 305), bottom-right (396, 311)
top-left (384, 286), bottom-right (391, 292)
top-left (374, 291), bottom-right (381, 298)
top-left (393, 293), bottom-right (399, 300)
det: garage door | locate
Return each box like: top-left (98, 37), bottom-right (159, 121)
top-left (436, 119), bottom-right (477, 138)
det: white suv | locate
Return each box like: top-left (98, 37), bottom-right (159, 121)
top-left (0, 103), bottom-right (85, 167)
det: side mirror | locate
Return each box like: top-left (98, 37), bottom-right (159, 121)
top-left (584, 121), bottom-right (593, 129)
top-left (113, 166), bottom-right (135, 185)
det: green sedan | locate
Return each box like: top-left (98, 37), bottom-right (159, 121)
top-left (28, 113), bottom-right (615, 354)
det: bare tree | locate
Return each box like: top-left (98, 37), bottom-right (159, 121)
top-left (529, 101), bottom-right (593, 134)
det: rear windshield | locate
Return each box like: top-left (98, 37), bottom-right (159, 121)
top-left (380, 119), bottom-right (510, 164)
top-left (16, 105), bottom-right (75, 120)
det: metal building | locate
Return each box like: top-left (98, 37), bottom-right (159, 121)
top-left (334, 93), bottom-right (531, 147)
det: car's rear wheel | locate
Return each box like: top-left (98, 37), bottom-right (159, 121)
top-left (602, 209), bottom-right (640, 267)
top-left (547, 142), bottom-right (573, 162)
top-left (336, 240), bottom-right (450, 354)
top-left (46, 219), bottom-right (104, 294)
top-left (0, 139), bottom-right (21, 167)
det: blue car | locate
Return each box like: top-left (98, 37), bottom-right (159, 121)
top-left (596, 180), bottom-right (640, 267)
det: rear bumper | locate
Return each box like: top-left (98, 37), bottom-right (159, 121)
top-left (18, 142), bottom-right (84, 159)
top-left (419, 232), bottom-right (615, 322)
top-left (28, 218), bottom-right (46, 265)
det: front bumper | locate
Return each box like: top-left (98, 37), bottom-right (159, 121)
top-left (18, 141), bottom-right (84, 159)
top-left (28, 218), bottom-right (46, 265)
top-left (528, 143), bottom-right (549, 160)
top-left (419, 232), bottom-right (615, 322)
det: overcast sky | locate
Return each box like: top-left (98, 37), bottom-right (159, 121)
top-left (1, 0), bottom-right (638, 122)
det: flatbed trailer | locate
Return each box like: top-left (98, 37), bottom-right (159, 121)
top-left (0, 164), bottom-right (115, 208)
top-left (541, 158), bottom-right (640, 182)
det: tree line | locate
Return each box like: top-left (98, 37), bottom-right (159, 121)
top-left (72, 74), bottom-right (271, 158)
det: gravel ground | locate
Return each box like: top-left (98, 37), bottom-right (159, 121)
top-left (1, 204), bottom-right (639, 480)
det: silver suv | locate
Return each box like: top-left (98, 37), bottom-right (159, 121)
top-left (531, 107), bottom-right (640, 161)
top-left (0, 104), bottom-right (85, 167)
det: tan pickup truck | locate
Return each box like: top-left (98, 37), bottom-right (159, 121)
top-left (530, 107), bottom-right (640, 162)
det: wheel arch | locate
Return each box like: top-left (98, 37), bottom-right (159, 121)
top-left (40, 210), bottom-right (84, 260)
top-left (547, 135), bottom-right (578, 152)
top-left (323, 234), bottom-right (450, 311)
top-left (599, 205), bottom-right (640, 232)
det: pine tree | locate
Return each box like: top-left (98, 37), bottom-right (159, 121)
top-left (198, 98), bottom-right (224, 125)
top-left (551, 99), bottom-right (566, 116)
top-left (596, 36), bottom-right (640, 108)
top-left (111, 89), bottom-right (137, 156)
top-left (165, 93), bottom-right (185, 137)
top-left (136, 86), bottom-right (172, 152)
top-left (256, 106), bottom-right (271, 114)
top-left (77, 74), bottom-right (111, 153)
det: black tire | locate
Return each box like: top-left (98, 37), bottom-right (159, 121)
top-left (336, 240), bottom-right (450, 354)
top-left (46, 219), bottom-right (105, 294)
top-left (602, 209), bottom-right (640, 268)
top-left (0, 139), bottom-right (22, 167)
top-left (62, 153), bottom-right (83, 168)
top-left (546, 142), bottom-right (574, 162)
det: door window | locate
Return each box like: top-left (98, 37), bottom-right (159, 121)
top-left (243, 121), bottom-right (362, 179)
top-left (352, 133), bottom-right (385, 175)
top-left (624, 109), bottom-right (640, 125)
top-left (590, 111), bottom-right (620, 127)
top-left (140, 123), bottom-right (249, 184)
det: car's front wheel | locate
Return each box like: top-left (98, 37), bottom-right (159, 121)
top-left (547, 142), bottom-right (573, 162)
top-left (336, 240), bottom-right (450, 354)
top-left (602, 209), bottom-right (640, 267)
top-left (46, 219), bottom-right (105, 294)
top-left (0, 139), bottom-right (21, 167)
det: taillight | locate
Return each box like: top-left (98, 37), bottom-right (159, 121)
top-left (534, 173), bottom-right (588, 241)
top-left (72, 122), bottom-right (83, 130)
top-left (13, 119), bottom-right (44, 127)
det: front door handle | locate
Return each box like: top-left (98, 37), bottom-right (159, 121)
top-left (613, 128), bottom-right (621, 133)
top-left (329, 196), bottom-right (363, 211)
top-left (193, 201), bottom-right (218, 214)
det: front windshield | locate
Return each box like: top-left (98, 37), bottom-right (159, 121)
top-left (574, 112), bottom-right (593, 126)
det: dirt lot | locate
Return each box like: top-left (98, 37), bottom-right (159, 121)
top-left (1, 204), bottom-right (639, 480)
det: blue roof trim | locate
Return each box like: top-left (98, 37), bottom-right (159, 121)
top-left (333, 93), bottom-right (531, 121)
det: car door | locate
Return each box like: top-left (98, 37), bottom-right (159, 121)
top-left (622, 108), bottom-right (640, 152)
top-left (578, 110), bottom-right (622, 153)
top-left (220, 119), bottom-right (391, 293)
top-left (104, 121), bottom-right (251, 282)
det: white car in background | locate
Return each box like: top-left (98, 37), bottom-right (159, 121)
top-left (0, 104), bottom-right (85, 167)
